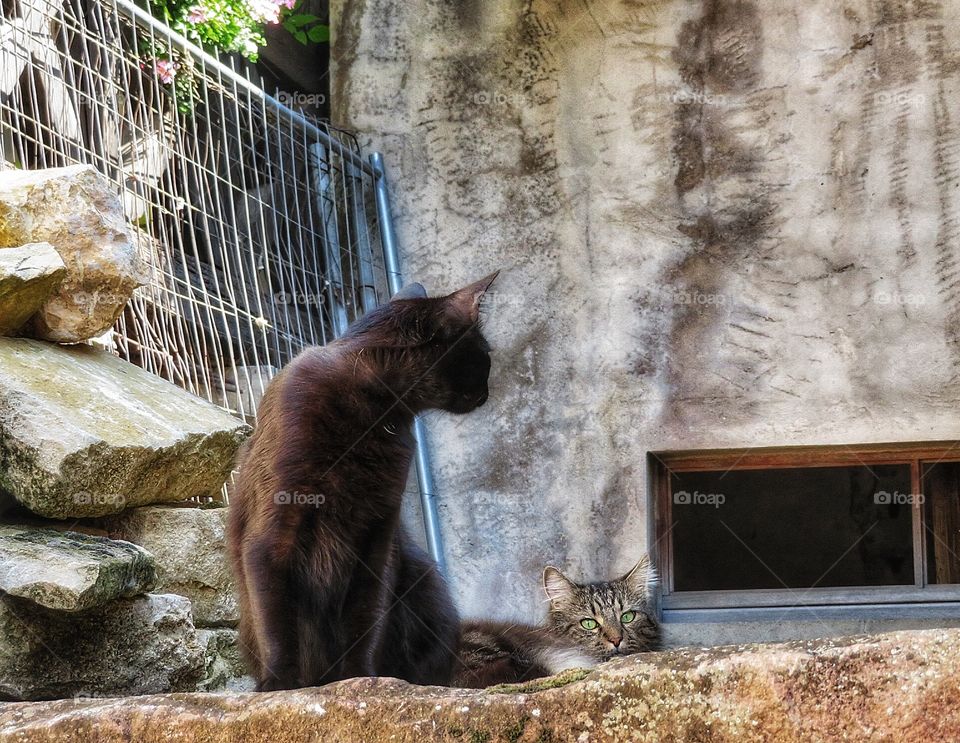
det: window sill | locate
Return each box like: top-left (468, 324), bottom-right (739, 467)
top-left (663, 585), bottom-right (960, 610)
top-left (663, 601), bottom-right (960, 624)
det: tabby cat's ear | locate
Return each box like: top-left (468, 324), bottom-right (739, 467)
top-left (542, 566), bottom-right (575, 603)
top-left (620, 554), bottom-right (655, 594)
top-left (445, 270), bottom-right (499, 325)
top-left (391, 282), bottom-right (428, 301)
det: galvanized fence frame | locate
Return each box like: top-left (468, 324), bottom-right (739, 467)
top-left (0, 0), bottom-right (445, 566)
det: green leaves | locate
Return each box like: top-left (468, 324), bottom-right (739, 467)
top-left (283, 13), bottom-right (321, 28)
top-left (308, 24), bottom-right (329, 43)
top-left (282, 12), bottom-right (328, 46)
top-left (144, 1), bottom-right (329, 62)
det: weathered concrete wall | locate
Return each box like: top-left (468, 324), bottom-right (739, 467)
top-left (331, 0), bottom-right (960, 623)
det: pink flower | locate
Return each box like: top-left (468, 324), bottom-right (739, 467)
top-left (186, 4), bottom-right (207, 23)
top-left (154, 58), bottom-right (177, 84)
top-left (279, 0), bottom-right (296, 8)
top-left (248, 0), bottom-right (281, 24)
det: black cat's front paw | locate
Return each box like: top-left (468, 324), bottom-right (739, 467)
top-left (257, 668), bottom-right (298, 692)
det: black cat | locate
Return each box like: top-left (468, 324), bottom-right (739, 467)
top-left (227, 273), bottom-right (498, 690)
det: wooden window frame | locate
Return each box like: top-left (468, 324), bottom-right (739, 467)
top-left (650, 441), bottom-right (960, 615)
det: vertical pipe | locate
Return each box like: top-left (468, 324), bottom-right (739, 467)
top-left (370, 152), bottom-right (446, 575)
top-left (345, 160), bottom-right (380, 314)
top-left (309, 143), bottom-right (349, 336)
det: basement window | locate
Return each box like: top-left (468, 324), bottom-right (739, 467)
top-left (650, 443), bottom-right (960, 614)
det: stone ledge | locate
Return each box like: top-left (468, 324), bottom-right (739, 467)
top-left (0, 525), bottom-right (155, 612)
top-left (0, 337), bottom-right (251, 519)
top-left (0, 629), bottom-right (958, 741)
top-left (96, 505), bottom-right (237, 627)
top-left (0, 593), bottom-right (204, 701)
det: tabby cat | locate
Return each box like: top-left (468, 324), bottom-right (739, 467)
top-left (228, 273), bottom-right (498, 691)
top-left (454, 556), bottom-right (659, 688)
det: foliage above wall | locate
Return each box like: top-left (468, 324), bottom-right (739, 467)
top-left (147, 0), bottom-right (328, 62)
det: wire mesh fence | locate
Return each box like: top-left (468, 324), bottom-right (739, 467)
top-left (0, 0), bottom-right (390, 431)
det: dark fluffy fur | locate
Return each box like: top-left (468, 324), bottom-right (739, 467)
top-left (453, 556), bottom-right (659, 688)
top-left (228, 273), bottom-right (497, 691)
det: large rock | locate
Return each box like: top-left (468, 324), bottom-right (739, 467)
top-left (0, 593), bottom-right (204, 701)
top-left (0, 525), bottom-right (155, 612)
top-left (0, 243), bottom-right (66, 336)
top-left (0, 629), bottom-right (959, 739)
top-left (0, 165), bottom-right (148, 342)
top-left (196, 628), bottom-right (253, 692)
top-left (0, 338), bottom-right (251, 518)
top-left (98, 505), bottom-right (238, 627)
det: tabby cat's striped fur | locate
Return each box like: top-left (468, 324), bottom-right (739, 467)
top-left (453, 556), bottom-right (658, 688)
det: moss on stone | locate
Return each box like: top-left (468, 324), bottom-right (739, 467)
top-left (486, 668), bottom-right (591, 695)
top-left (503, 716), bottom-right (528, 742)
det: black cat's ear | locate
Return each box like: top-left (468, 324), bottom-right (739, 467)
top-left (543, 566), bottom-right (575, 603)
top-left (391, 282), bottom-right (428, 301)
top-left (444, 270), bottom-right (499, 325)
top-left (620, 554), bottom-right (656, 594)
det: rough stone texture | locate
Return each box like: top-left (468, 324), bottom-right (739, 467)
top-left (0, 243), bottom-right (66, 336)
top-left (0, 525), bottom-right (155, 612)
top-left (196, 629), bottom-right (254, 692)
top-left (0, 165), bottom-right (148, 342)
top-left (0, 629), bottom-right (958, 741)
top-left (332, 1), bottom-right (960, 623)
top-left (97, 505), bottom-right (238, 627)
top-left (0, 337), bottom-right (251, 519)
top-left (0, 593), bottom-right (204, 701)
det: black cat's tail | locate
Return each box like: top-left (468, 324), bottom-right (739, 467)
top-left (378, 535), bottom-right (460, 685)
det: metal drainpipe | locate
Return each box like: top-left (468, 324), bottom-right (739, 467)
top-left (370, 152), bottom-right (447, 575)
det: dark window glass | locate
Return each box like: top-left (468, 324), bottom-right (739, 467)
top-left (671, 465), bottom-right (914, 591)
top-left (924, 461), bottom-right (960, 584)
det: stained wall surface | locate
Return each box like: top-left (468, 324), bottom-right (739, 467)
top-left (331, 0), bottom-right (960, 625)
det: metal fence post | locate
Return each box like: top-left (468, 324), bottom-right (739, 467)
top-left (370, 152), bottom-right (447, 575)
top-left (309, 143), bottom-right (349, 336)
top-left (345, 159), bottom-right (380, 315)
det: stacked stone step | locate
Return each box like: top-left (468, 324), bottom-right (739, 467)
top-left (0, 166), bottom-right (252, 701)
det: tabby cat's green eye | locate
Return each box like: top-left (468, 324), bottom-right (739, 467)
top-left (579, 618), bottom-right (599, 630)
top-left (620, 611), bottom-right (636, 624)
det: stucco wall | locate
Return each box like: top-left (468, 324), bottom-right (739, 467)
top-left (331, 0), bottom-right (960, 624)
